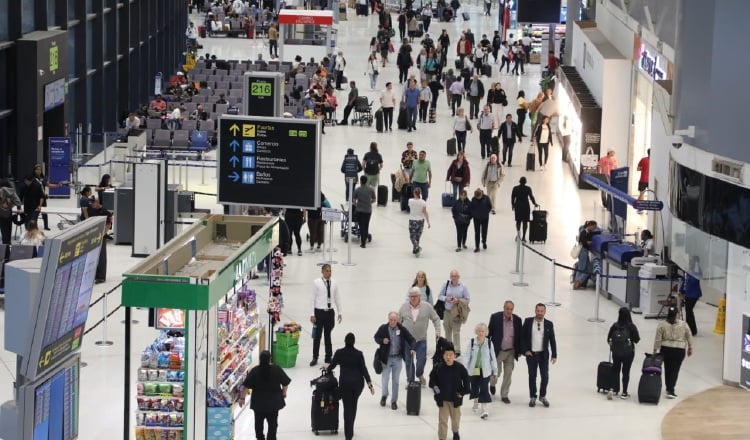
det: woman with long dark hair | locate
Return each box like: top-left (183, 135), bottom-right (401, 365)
top-left (241, 350), bottom-right (291, 440)
top-left (606, 307), bottom-right (640, 399)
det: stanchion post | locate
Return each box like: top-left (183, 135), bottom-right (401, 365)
top-left (513, 243), bottom-right (528, 287)
top-left (511, 235), bottom-right (521, 274)
top-left (201, 153), bottom-right (206, 185)
top-left (95, 291), bottom-right (114, 346)
top-left (587, 273), bottom-right (605, 322)
top-left (547, 258), bottom-right (561, 306)
top-left (342, 178), bottom-right (356, 266)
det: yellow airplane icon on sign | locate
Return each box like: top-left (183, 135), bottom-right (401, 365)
top-left (242, 124), bottom-right (255, 137)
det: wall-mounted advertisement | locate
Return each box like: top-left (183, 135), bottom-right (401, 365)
top-left (638, 43), bottom-right (667, 81)
top-left (556, 84), bottom-right (582, 171)
top-left (741, 314), bottom-right (750, 390)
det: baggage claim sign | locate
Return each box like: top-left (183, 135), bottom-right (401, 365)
top-left (217, 116), bottom-right (321, 209)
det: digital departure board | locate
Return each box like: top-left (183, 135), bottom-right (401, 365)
top-left (30, 355), bottom-right (80, 440)
top-left (242, 72), bottom-right (284, 117)
top-left (22, 217), bottom-right (107, 379)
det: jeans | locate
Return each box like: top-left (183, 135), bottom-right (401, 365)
top-left (451, 182), bottom-right (463, 199)
top-left (502, 140), bottom-right (515, 165)
top-left (382, 355), bottom-right (403, 402)
top-left (0, 217), bottom-right (12, 244)
top-left (369, 73), bottom-right (378, 90)
top-left (408, 219), bottom-right (425, 252)
top-left (399, 67), bottom-right (409, 83)
top-left (340, 382), bottom-right (364, 440)
top-left (473, 217), bottom-right (489, 249)
top-left (526, 352), bottom-right (550, 398)
top-left (455, 130), bottom-right (467, 153)
top-left (413, 181), bottom-right (429, 201)
top-left (516, 109), bottom-right (527, 136)
top-left (537, 142), bottom-right (549, 166)
top-left (574, 249), bottom-right (592, 284)
top-left (357, 212), bottom-right (371, 246)
top-left (254, 410), bottom-right (279, 440)
top-left (344, 178), bottom-right (357, 201)
top-left (454, 219), bottom-right (469, 248)
top-left (499, 56), bottom-right (511, 73)
top-left (419, 101), bottom-right (429, 122)
top-left (312, 308), bottom-right (335, 362)
top-left (269, 40), bottom-right (278, 57)
top-left (612, 352), bottom-right (635, 394)
top-left (383, 107), bottom-right (394, 130)
top-left (661, 346), bottom-right (686, 394)
top-left (404, 339), bottom-right (427, 382)
top-left (406, 106), bottom-right (417, 130)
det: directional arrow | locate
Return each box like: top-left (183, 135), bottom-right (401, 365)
top-left (229, 140), bottom-right (240, 152)
top-left (228, 172), bottom-right (240, 182)
top-left (229, 124), bottom-right (240, 136)
top-left (229, 155), bottom-right (240, 167)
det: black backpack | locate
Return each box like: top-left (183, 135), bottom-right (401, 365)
top-left (610, 325), bottom-right (633, 358)
top-left (364, 157), bottom-right (380, 175)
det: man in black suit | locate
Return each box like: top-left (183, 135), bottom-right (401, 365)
top-left (521, 303), bottom-right (557, 408)
top-left (497, 113), bottom-right (522, 166)
top-left (487, 300), bottom-right (522, 403)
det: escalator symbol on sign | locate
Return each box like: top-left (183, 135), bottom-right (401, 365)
top-left (242, 124), bottom-right (255, 137)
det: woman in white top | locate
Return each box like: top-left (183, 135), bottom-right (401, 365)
top-left (407, 187), bottom-right (431, 257)
top-left (641, 230), bottom-right (655, 256)
top-left (533, 115), bottom-right (553, 171)
top-left (366, 53), bottom-right (379, 90)
top-left (453, 107), bottom-right (472, 154)
top-left (19, 220), bottom-right (46, 249)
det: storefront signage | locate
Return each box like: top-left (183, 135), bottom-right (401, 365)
top-left (638, 44), bottom-right (666, 80)
top-left (277, 10), bottom-right (334, 25)
top-left (156, 309), bottom-right (186, 330)
top-left (217, 115), bottom-right (321, 209)
top-left (741, 314), bottom-right (750, 390)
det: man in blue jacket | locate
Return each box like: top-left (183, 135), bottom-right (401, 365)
top-left (403, 79), bottom-right (421, 132)
top-left (374, 312), bottom-right (416, 410)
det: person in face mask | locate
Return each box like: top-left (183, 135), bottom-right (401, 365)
top-left (653, 307), bottom-right (693, 399)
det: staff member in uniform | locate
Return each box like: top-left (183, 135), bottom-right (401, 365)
top-left (240, 350), bottom-right (291, 440)
top-left (310, 264), bottom-right (343, 366)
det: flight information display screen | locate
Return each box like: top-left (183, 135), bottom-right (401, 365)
top-left (32, 356), bottom-right (79, 440)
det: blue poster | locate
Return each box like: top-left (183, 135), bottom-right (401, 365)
top-left (610, 166), bottom-right (629, 221)
top-left (48, 137), bottom-right (71, 198)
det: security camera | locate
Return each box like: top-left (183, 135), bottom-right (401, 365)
top-left (671, 135), bottom-right (683, 149)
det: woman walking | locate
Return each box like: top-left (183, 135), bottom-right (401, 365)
top-left (326, 333), bottom-right (375, 440)
top-left (408, 187), bottom-right (431, 257)
top-left (533, 116), bottom-right (553, 171)
top-left (240, 350), bottom-right (292, 440)
top-left (516, 91), bottom-right (528, 137)
top-left (453, 108), bottom-right (472, 153)
top-left (446, 151), bottom-right (471, 200)
top-left (410, 270), bottom-right (433, 303)
top-left (606, 307), bottom-right (640, 399)
top-left (451, 190), bottom-right (471, 252)
top-left (470, 188), bottom-right (492, 252)
top-left (366, 53), bottom-right (380, 90)
top-left (284, 208), bottom-right (306, 256)
top-left (487, 83), bottom-right (507, 128)
top-left (510, 177), bottom-right (538, 242)
top-left (654, 307), bottom-right (693, 399)
top-left (463, 323), bottom-right (497, 420)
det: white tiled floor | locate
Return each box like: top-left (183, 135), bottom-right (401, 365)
top-left (0, 5), bottom-right (724, 440)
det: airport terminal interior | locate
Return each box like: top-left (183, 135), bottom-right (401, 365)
top-left (0, 1), bottom-right (747, 439)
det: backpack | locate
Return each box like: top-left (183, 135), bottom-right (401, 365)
top-left (610, 325), bottom-right (633, 358)
top-left (0, 191), bottom-right (13, 218)
top-left (364, 156), bottom-right (380, 175)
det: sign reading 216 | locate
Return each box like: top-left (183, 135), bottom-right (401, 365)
top-left (251, 81), bottom-right (272, 97)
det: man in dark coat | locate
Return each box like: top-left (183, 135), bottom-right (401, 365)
top-left (429, 344), bottom-right (470, 440)
top-left (374, 312), bottom-right (416, 409)
top-left (487, 300), bottom-right (523, 402)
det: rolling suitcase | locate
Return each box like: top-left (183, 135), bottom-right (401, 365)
top-left (377, 185), bottom-right (388, 206)
top-left (529, 219), bottom-right (547, 243)
top-left (447, 137), bottom-right (457, 155)
top-left (531, 206), bottom-right (547, 222)
top-left (462, 12), bottom-right (470, 20)
top-left (400, 184), bottom-right (412, 212)
top-left (311, 389), bottom-right (340, 434)
top-left (441, 192), bottom-right (455, 208)
top-left (375, 108), bottom-right (384, 132)
top-left (597, 352), bottom-right (617, 393)
top-left (638, 372), bottom-right (662, 404)
top-left (481, 64), bottom-right (492, 77)
top-left (526, 152), bottom-right (536, 171)
top-left (397, 107), bottom-right (408, 130)
top-left (198, 25), bottom-right (206, 38)
top-left (406, 354), bottom-right (421, 415)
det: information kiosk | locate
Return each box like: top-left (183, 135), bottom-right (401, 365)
top-left (277, 9), bottom-right (336, 63)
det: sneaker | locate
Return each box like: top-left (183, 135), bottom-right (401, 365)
top-left (297, 251), bottom-right (302, 256)
top-left (480, 411), bottom-right (488, 420)
top-left (456, 247), bottom-right (461, 252)
top-left (419, 376), bottom-right (426, 386)
top-left (490, 385), bottom-right (496, 395)
top-left (607, 390), bottom-right (613, 400)
top-left (472, 401), bottom-right (479, 412)
top-left (666, 392), bottom-right (677, 399)
top-left (528, 398), bottom-right (536, 407)
top-left (620, 393), bottom-right (630, 400)
top-left (380, 396), bottom-right (387, 407)
top-left (540, 397), bottom-right (550, 407)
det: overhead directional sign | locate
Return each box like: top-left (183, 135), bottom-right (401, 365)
top-left (218, 115), bottom-right (321, 209)
top-left (243, 72), bottom-right (284, 117)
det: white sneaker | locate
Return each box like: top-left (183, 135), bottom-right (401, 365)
top-left (472, 401), bottom-right (479, 412)
top-left (480, 411), bottom-right (488, 419)
top-left (607, 390), bottom-right (613, 400)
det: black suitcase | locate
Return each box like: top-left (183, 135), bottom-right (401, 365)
top-left (532, 207), bottom-right (548, 222)
top-left (529, 219), bottom-right (547, 243)
top-left (597, 360), bottom-right (617, 393)
top-left (526, 152), bottom-right (535, 171)
top-left (481, 64), bottom-right (492, 77)
top-left (397, 107), bottom-right (408, 130)
top-left (406, 381), bottom-right (421, 415)
top-left (462, 12), bottom-right (470, 20)
top-left (311, 389), bottom-right (339, 434)
top-left (377, 185), bottom-right (388, 206)
top-left (490, 136), bottom-right (499, 155)
top-left (638, 372), bottom-right (662, 404)
top-left (447, 137), bottom-right (457, 155)
top-left (375, 108), bottom-right (384, 132)
top-left (454, 59), bottom-right (462, 69)
top-left (400, 185), bottom-right (412, 212)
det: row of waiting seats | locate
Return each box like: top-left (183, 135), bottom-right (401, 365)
top-left (147, 129), bottom-right (211, 152)
top-left (145, 115), bottom-right (221, 132)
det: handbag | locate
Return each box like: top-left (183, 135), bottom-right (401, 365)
top-left (433, 299), bottom-right (445, 320)
top-left (373, 349), bottom-right (384, 374)
top-left (570, 243), bottom-right (582, 259)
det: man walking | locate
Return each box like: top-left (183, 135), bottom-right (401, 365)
top-left (401, 141), bottom-right (418, 178)
top-left (466, 74), bottom-right (485, 119)
top-left (374, 312), bottom-right (416, 410)
top-left (488, 300), bottom-right (522, 403)
top-left (438, 270), bottom-right (471, 356)
top-left (310, 264), bottom-right (343, 366)
top-left (497, 114), bottom-right (522, 167)
top-left (399, 287), bottom-right (442, 385)
top-left (339, 81), bottom-right (359, 125)
top-left (477, 105), bottom-right (495, 159)
top-left (268, 24), bottom-right (279, 57)
top-left (403, 79), bottom-right (421, 132)
top-left (429, 344), bottom-right (470, 440)
top-left (521, 303), bottom-right (557, 407)
top-left (352, 175), bottom-right (376, 248)
top-left (410, 150), bottom-right (432, 201)
top-left (481, 154), bottom-right (504, 214)
top-left (335, 50), bottom-right (347, 90)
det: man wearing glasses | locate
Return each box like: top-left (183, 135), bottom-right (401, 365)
top-left (521, 303), bottom-right (557, 408)
top-left (399, 287), bottom-right (442, 385)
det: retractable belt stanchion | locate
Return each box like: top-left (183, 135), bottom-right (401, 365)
top-left (342, 178), bottom-right (356, 267)
top-left (511, 235), bottom-right (521, 274)
top-left (547, 258), bottom-right (561, 306)
top-left (95, 290), bottom-right (114, 346)
top-left (587, 273), bottom-right (605, 322)
top-left (513, 242), bottom-right (528, 287)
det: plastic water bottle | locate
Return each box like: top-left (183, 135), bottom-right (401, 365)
top-left (311, 324), bottom-right (317, 339)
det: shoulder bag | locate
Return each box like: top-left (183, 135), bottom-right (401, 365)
top-left (570, 243), bottom-right (582, 259)
top-left (433, 280), bottom-right (450, 320)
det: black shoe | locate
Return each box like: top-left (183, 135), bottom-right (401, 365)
top-left (501, 397), bottom-right (511, 404)
top-left (95, 279), bottom-right (105, 284)
top-left (104, 234), bottom-right (114, 240)
top-left (368, 234), bottom-right (372, 242)
top-left (360, 244), bottom-right (366, 248)
top-left (540, 397), bottom-right (550, 407)
top-left (453, 433), bottom-right (460, 440)
top-left (490, 385), bottom-right (496, 395)
top-left (474, 248), bottom-right (480, 253)
top-left (44, 227), bottom-right (51, 231)
top-left (339, 120), bottom-right (348, 125)
top-left (309, 359), bottom-right (318, 367)
top-left (483, 242), bottom-right (487, 250)
top-left (462, 244), bottom-right (467, 249)
top-left (380, 396), bottom-right (387, 407)
top-left (529, 398), bottom-right (536, 407)
top-left (391, 402), bottom-right (398, 410)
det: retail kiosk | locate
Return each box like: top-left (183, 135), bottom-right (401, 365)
top-left (121, 214), bottom-right (278, 440)
top-left (277, 9), bottom-right (336, 63)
